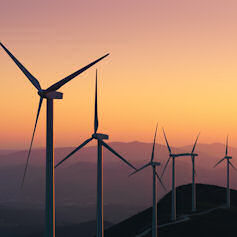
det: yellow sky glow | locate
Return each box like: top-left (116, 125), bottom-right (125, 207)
top-left (1, 0), bottom-right (237, 149)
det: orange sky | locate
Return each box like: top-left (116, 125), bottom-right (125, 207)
top-left (1, 0), bottom-right (237, 149)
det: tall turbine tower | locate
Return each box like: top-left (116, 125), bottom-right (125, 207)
top-left (189, 133), bottom-right (199, 212)
top-left (55, 70), bottom-right (136, 237)
top-left (213, 136), bottom-right (237, 208)
top-left (130, 124), bottom-right (166, 237)
top-left (0, 42), bottom-right (109, 237)
top-left (161, 129), bottom-right (192, 221)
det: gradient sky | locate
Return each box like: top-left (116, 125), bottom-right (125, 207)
top-left (1, 0), bottom-right (237, 149)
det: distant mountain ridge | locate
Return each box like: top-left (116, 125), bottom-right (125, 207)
top-left (21, 184), bottom-right (237, 237)
top-left (0, 141), bottom-right (233, 166)
top-left (0, 142), bottom-right (236, 228)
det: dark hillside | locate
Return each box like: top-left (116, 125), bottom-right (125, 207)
top-left (156, 208), bottom-right (237, 237)
top-left (105, 184), bottom-right (237, 237)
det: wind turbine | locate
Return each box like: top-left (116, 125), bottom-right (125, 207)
top-left (55, 70), bottom-right (136, 237)
top-left (0, 42), bottom-right (109, 237)
top-left (129, 124), bottom-right (166, 237)
top-left (161, 128), bottom-right (193, 221)
top-left (189, 133), bottom-right (199, 212)
top-left (213, 136), bottom-right (237, 208)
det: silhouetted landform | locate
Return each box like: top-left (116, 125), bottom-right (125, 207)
top-left (1, 184), bottom-right (235, 236)
top-left (0, 143), bottom-right (237, 236)
top-left (105, 184), bottom-right (237, 237)
top-left (29, 220), bottom-right (112, 237)
top-left (0, 204), bottom-right (121, 237)
top-left (0, 142), bottom-right (237, 224)
top-left (0, 205), bottom-right (112, 237)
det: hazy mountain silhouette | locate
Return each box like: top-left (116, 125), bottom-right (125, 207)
top-left (15, 184), bottom-right (237, 237)
top-left (29, 220), bottom-right (112, 237)
top-left (0, 141), bottom-right (236, 236)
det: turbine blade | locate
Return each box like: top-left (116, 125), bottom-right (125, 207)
top-left (101, 140), bottom-right (136, 170)
top-left (0, 42), bottom-right (41, 91)
top-left (129, 163), bottom-right (150, 177)
top-left (161, 156), bottom-right (171, 177)
top-left (162, 128), bottom-right (171, 154)
top-left (55, 137), bottom-right (93, 168)
top-left (151, 123), bottom-right (158, 162)
top-left (191, 132), bottom-right (200, 154)
top-left (94, 70), bottom-right (98, 133)
top-left (229, 161), bottom-right (237, 171)
top-left (213, 158), bottom-right (225, 168)
top-left (46, 53), bottom-right (109, 92)
top-left (21, 97), bottom-right (43, 188)
top-left (226, 136), bottom-right (229, 156)
top-left (155, 170), bottom-right (167, 191)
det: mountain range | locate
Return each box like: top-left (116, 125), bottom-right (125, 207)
top-left (0, 141), bottom-right (236, 236)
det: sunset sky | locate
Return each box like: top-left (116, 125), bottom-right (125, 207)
top-left (1, 0), bottom-right (237, 149)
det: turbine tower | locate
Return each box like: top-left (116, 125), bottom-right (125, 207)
top-left (213, 136), bottom-right (237, 208)
top-left (55, 70), bottom-right (136, 237)
top-left (129, 124), bottom-right (166, 237)
top-left (161, 129), bottom-right (192, 221)
top-left (0, 42), bottom-right (109, 237)
top-left (189, 133), bottom-right (199, 212)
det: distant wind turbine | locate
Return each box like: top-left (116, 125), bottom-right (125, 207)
top-left (129, 124), bottom-right (166, 237)
top-left (161, 128), bottom-right (193, 221)
top-left (0, 42), bottom-right (109, 237)
top-left (213, 136), bottom-right (237, 208)
top-left (189, 133), bottom-right (199, 212)
top-left (55, 70), bottom-right (136, 237)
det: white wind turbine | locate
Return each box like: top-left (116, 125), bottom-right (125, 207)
top-left (161, 128), bottom-right (193, 221)
top-left (0, 42), bottom-right (109, 237)
top-left (55, 70), bottom-right (136, 237)
top-left (213, 136), bottom-right (237, 208)
top-left (129, 124), bottom-right (166, 237)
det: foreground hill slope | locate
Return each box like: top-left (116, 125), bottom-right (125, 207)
top-left (5, 183), bottom-right (237, 237)
top-left (105, 184), bottom-right (237, 237)
top-left (156, 208), bottom-right (237, 237)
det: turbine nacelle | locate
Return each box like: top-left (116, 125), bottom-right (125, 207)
top-left (151, 161), bottom-right (161, 166)
top-left (92, 133), bottom-right (109, 140)
top-left (170, 153), bottom-right (198, 158)
top-left (38, 90), bottom-right (63, 99)
top-left (225, 156), bottom-right (232, 159)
